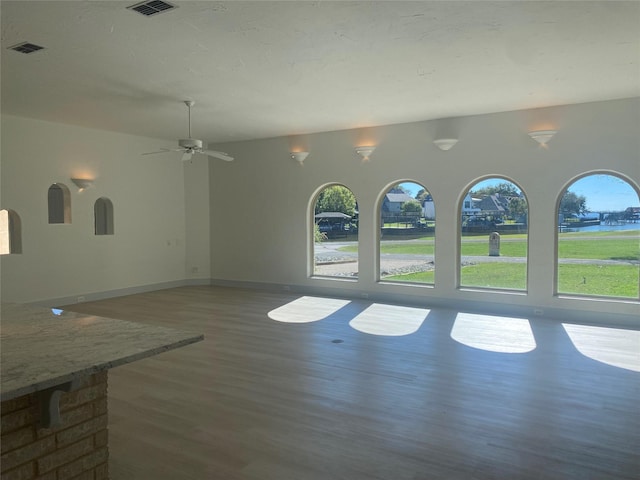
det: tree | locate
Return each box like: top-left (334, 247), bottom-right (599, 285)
top-left (313, 223), bottom-right (327, 243)
top-left (391, 184), bottom-right (410, 194)
top-left (471, 182), bottom-right (520, 197)
top-left (315, 186), bottom-right (356, 216)
top-left (415, 189), bottom-right (431, 203)
top-left (560, 190), bottom-right (588, 216)
top-left (401, 200), bottom-right (422, 215)
top-left (508, 197), bottom-right (528, 219)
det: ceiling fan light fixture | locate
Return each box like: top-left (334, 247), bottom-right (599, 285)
top-left (179, 138), bottom-right (202, 150)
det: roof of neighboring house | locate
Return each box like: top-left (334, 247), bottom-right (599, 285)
top-left (315, 212), bottom-right (352, 219)
top-left (475, 194), bottom-right (510, 213)
top-left (384, 193), bottom-right (416, 204)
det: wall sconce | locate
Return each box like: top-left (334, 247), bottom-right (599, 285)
top-left (433, 138), bottom-right (458, 151)
top-left (355, 146), bottom-right (376, 161)
top-left (70, 178), bottom-right (94, 191)
top-left (291, 152), bottom-right (309, 164)
top-left (528, 130), bottom-right (557, 146)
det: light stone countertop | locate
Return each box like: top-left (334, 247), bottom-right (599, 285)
top-left (0, 302), bottom-right (204, 402)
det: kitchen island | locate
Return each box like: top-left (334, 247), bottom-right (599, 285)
top-left (0, 302), bottom-right (203, 479)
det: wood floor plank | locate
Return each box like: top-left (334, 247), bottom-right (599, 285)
top-left (62, 286), bottom-right (640, 480)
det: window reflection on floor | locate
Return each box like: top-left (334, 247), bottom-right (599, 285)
top-left (349, 304), bottom-right (429, 336)
top-left (562, 323), bottom-right (640, 372)
top-left (451, 313), bottom-right (536, 353)
top-left (268, 296), bottom-right (350, 323)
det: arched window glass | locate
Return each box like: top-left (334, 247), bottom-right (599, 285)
top-left (312, 184), bottom-right (358, 279)
top-left (0, 209), bottom-right (22, 255)
top-left (48, 183), bottom-right (71, 224)
top-left (378, 181), bottom-right (435, 284)
top-left (460, 178), bottom-right (528, 291)
top-left (94, 197), bottom-right (114, 235)
top-left (557, 173), bottom-right (639, 299)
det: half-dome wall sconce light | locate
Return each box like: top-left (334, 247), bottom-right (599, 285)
top-left (355, 146), bottom-right (376, 161)
top-left (433, 138), bottom-right (458, 151)
top-left (70, 178), bottom-right (94, 191)
top-left (291, 152), bottom-right (310, 164)
top-left (528, 130), bottom-right (557, 146)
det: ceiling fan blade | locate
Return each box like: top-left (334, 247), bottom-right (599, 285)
top-left (200, 149), bottom-right (234, 162)
top-left (181, 151), bottom-right (194, 162)
top-left (142, 148), bottom-right (182, 156)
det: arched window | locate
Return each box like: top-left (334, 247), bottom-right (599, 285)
top-left (0, 209), bottom-right (22, 255)
top-left (556, 172), bottom-right (639, 299)
top-left (94, 197), bottom-right (114, 235)
top-left (48, 183), bottom-right (71, 224)
top-left (378, 181), bottom-right (435, 284)
top-left (459, 177), bottom-right (529, 291)
top-left (312, 184), bottom-right (358, 279)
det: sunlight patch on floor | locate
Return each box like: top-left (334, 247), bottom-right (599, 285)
top-left (268, 296), bottom-right (351, 323)
top-left (349, 304), bottom-right (429, 336)
top-left (451, 313), bottom-right (536, 353)
top-left (562, 323), bottom-right (640, 372)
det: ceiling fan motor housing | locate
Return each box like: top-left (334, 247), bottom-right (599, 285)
top-left (179, 138), bottom-right (202, 150)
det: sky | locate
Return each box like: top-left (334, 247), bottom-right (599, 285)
top-left (400, 174), bottom-right (639, 212)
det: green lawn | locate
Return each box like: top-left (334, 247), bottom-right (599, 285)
top-left (460, 263), bottom-right (527, 290)
top-left (558, 264), bottom-right (640, 298)
top-left (340, 231), bottom-right (640, 262)
top-left (384, 263), bottom-right (527, 289)
top-left (385, 263), bottom-right (640, 297)
top-left (383, 270), bottom-right (435, 283)
top-left (341, 230), bottom-right (640, 297)
top-left (558, 238), bottom-right (639, 260)
top-left (460, 241), bottom-right (527, 257)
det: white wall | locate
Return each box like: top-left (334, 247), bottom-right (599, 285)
top-left (209, 98), bottom-right (640, 324)
top-left (184, 157), bottom-right (211, 281)
top-left (1, 115), bottom-right (187, 304)
top-left (2, 99), bottom-right (638, 323)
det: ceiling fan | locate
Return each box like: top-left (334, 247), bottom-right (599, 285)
top-left (143, 100), bottom-right (234, 162)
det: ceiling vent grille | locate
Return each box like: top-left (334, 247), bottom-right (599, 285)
top-left (8, 42), bottom-right (45, 54)
top-left (127, 0), bottom-right (177, 17)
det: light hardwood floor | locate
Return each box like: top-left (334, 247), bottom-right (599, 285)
top-left (63, 286), bottom-right (640, 480)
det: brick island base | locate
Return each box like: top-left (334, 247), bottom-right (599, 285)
top-left (1, 372), bottom-right (109, 480)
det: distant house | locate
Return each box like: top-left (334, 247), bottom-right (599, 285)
top-left (625, 206), bottom-right (640, 221)
top-left (461, 193), bottom-right (481, 216)
top-left (381, 191), bottom-right (416, 215)
top-left (475, 193), bottom-right (510, 216)
top-left (422, 194), bottom-right (435, 219)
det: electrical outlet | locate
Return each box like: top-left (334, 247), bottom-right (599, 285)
top-left (77, 296), bottom-right (85, 303)
top-left (191, 266), bottom-right (199, 273)
top-left (283, 285), bottom-right (291, 291)
top-left (533, 308), bottom-right (544, 316)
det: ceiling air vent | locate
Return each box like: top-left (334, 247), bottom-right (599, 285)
top-left (127, 0), bottom-right (177, 17)
top-left (8, 42), bottom-right (45, 54)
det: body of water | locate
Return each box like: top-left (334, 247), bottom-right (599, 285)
top-left (561, 223), bottom-right (640, 233)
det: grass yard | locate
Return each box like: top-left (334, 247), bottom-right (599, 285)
top-left (460, 241), bottom-right (527, 257)
top-left (383, 270), bottom-right (435, 283)
top-left (338, 229), bottom-right (639, 297)
top-left (386, 263), bottom-right (640, 297)
top-left (558, 238), bottom-right (640, 260)
top-left (558, 264), bottom-right (640, 298)
top-left (460, 263), bottom-right (527, 290)
top-left (384, 263), bottom-right (527, 289)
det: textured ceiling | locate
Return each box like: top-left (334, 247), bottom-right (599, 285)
top-left (1, 1), bottom-right (639, 145)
